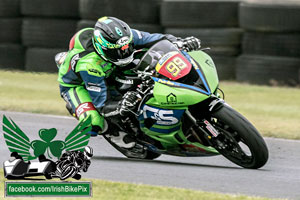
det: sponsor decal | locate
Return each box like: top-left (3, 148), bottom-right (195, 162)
top-left (158, 52), bottom-right (175, 66)
top-left (161, 93), bottom-right (184, 105)
top-left (70, 54), bottom-right (80, 71)
top-left (158, 79), bottom-right (175, 86)
top-left (205, 59), bottom-right (215, 68)
top-left (204, 120), bottom-right (219, 137)
top-left (142, 105), bottom-right (182, 125)
top-left (117, 36), bottom-right (129, 46)
top-left (167, 93), bottom-right (177, 103)
top-left (87, 66), bottom-right (103, 77)
top-left (87, 85), bottom-right (101, 92)
top-left (115, 77), bottom-right (133, 84)
top-left (115, 27), bottom-right (123, 36)
top-left (75, 102), bottom-right (95, 117)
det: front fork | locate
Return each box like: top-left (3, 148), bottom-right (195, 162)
top-left (185, 97), bottom-right (226, 146)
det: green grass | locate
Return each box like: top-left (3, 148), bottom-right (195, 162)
top-left (0, 70), bottom-right (300, 139)
top-left (0, 169), bottom-right (285, 200)
top-left (220, 82), bottom-right (300, 140)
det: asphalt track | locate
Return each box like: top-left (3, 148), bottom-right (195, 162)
top-left (0, 111), bottom-right (299, 199)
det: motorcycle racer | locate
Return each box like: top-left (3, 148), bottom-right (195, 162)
top-left (57, 16), bottom-right (201, 148)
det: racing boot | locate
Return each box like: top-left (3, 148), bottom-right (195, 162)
top-left (109, 131), bottom-right (136, 149)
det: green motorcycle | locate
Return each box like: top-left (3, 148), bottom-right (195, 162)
top-left (103, 40), bottom-right (269, 169)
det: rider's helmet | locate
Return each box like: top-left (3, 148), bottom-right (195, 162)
top-left (92, 16), bottom-right (134, 66)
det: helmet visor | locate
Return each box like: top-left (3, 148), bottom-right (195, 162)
top-left (102, 43), bottom-right (134, 60)
top-left (102, 42), bottom-right (134, 66)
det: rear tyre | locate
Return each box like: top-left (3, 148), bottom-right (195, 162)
top-left (210, 105), bottom-right (268, 169)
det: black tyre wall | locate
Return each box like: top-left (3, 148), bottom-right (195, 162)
top-left (22, 18), bottom-right (77, 48)
top-left (0, 44), bottom-right (25, 69)
top-left (211, 56), bottom-right (236, 80)
top-left (242, 32), bottom-right (300, 58)
top-left (21, 0), bottom-right (79, 18)
top-left (0, 0), bottom-right (20, 17)
top-left (25, 48), bottom-right (66, 73)
top-left (165, 28), bottom-right (243, 47)
top-left (79, 0), bottom-right (161, 24)
top-left (77, 20), bottom-right (163, 33)
top-left (239, 0), bottom-right (300, 32)
top-left (161, 0), bottom-right (240, 27)
top-left (165, 28), bottom-right (242, 56)
top-left (0, 18), bottom-right (21, 43)
top-left (236, 55), bottom-right (300, 86)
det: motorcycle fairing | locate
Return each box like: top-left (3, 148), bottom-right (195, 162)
top-left (138, 104), bottom-right (185, 134)
top-left (155, 51), bottom-right (192, 81)
top-left (152, 77), bottom-right (210, 95)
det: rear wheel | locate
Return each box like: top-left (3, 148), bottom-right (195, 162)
top-left (210, 105), bottom-right (268, 169)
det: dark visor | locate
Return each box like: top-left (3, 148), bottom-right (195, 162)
top-left (102, 43), bottom-right (134, 62)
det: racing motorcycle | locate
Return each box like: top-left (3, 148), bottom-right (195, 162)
top-left (103, 40), bottom-right (269, 169)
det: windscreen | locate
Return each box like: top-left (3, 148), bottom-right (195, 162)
top-left (136, 40), bottom-right (192, 80)
top-left (136, 40), bottom-right (180, 72)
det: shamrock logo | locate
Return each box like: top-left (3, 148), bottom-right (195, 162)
top-left (31, 128), bottom-right (65, 159)
top-left (2, 115), bottom-right (91, 161)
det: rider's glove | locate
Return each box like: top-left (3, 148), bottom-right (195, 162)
top-left (173, 36), bottom-right (201, 52)
top-left (119, 91), bottom-right (142, 116)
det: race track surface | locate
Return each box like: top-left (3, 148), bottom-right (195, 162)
top-left (0, 111), bottom-right (299, 199)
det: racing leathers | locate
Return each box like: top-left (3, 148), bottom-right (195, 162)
top-left (57, 28), bottom-right (177, 135)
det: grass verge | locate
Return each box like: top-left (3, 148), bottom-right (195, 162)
top-left (0, 69), bottom-right (299, 140)
top-left (0, 169), bottom-right (285, 200)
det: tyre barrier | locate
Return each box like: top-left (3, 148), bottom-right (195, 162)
top-left (21, 0), bottom-right (79, 18)
top-left (161, 0), bottom-right (240, 28)
top-left (0, 0), bottom-right (20, 17)
top-left (165, 28), bottom-right (243, 47)
top-left (236, 55), bottom-right (300, 86)
top-left (238, 0), bottom-right (300, 86)
top-left (239, 0), bottom-right (300, 32)
top-left (77, 20), bottom-right (163, 33)
top-left (242, 32), bottom-right (300, 58)
top-left (211, 56), bottom-right (236, 81)
top-left (0, 0), bottom-right (298, 86)
top-left (0, 18), bottom-right (22, 43)
top-left (165, 28), bottom-right (242, 56)
top-left (79, 0), bottom-right (161, 24)
top-left (22, 18), bottom-right (77, 48)
top-left (25, 48), bottom-right (66, 73)
top-left (0, 44), bottom-right (24, 70)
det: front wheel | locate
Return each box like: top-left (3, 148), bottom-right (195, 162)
top-left (209, 105), bottom-right (268, 169)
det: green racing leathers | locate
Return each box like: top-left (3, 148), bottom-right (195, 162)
top-left (57, 28), bottom-right (175, 133)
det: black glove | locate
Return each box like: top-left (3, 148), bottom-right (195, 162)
top-left (173, 36), bottom-right (201, 52)
top-left (119, 91), bottom-right (142, 116)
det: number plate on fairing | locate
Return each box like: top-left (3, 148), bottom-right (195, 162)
top-left (155, 51), bottom-right (192, 80)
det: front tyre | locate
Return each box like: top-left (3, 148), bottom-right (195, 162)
top-left (210, 105), bottom-right (268, 169)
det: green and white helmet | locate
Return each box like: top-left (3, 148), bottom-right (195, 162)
top-left (92, 16), bottom-right (134, 66)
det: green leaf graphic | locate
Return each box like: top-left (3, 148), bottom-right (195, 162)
top-left (31, 140), bottom-right (47, 157)
top-left (49, 140), bottom-right (65, 158)
top-left (39, 128), bottom-right (57, 143)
